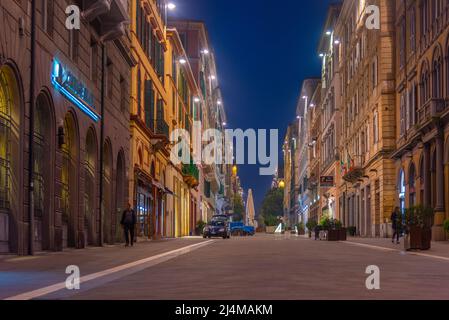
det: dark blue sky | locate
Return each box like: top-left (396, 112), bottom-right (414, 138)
top-left (171, 0), bottom-right (334, 210)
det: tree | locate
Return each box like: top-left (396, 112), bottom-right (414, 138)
top-left (232, 193), bottom-right (244, 222)
top-left (260, 187), bottom-right (284, 226)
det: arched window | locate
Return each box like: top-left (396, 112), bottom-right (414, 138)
top-left (420, 61), bottom-right (430, 106)
top-left (432, 48), bottom-right (443, 98)
top-left (398, 170), bottom-right (406, 213)
top-left (409, 163), bottom-right (416, 207)
top-left (0, 68), bottom-right (12, 210)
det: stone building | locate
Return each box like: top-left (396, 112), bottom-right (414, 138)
top-left (283, 121), bottom-right (299, 226)
top-left (318, 4), bottom-right (342, 222)
top-left (296, 79), bottom-right (320, 225)
top-left (335, 0), bottom-right (396, 237)
top-left (392, 0), bottom-right (449, 241)
top-left (0, 0), bottom-right (133, 254)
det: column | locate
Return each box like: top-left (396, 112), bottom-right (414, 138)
top-left (433, 133), bottom-right (446, 241)
top-left (435, 133), bottom-right (444, 212)
top-left (423, 144), bottom-right (430, 206)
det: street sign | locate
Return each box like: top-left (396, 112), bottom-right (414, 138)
top-left (320, 176), bottom-right (334, 188)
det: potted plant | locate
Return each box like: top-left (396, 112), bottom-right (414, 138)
top-left (195, 220), bottom-right (207, 236)
top-left (444, 219), bottom-right (449, 240)
top-left (404, 205), bottom-right (434, 250)
top-left (347, 226), bottom-right (357, 237)
top-left (319, 216), bottom-right (346, 241)
top-left (297, 222), bottom-right (305, 235)
top-left (306, 220), bottom-right (317, 238)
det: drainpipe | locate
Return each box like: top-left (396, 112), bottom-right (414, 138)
top-left (99, 44), bottom-right (106, 247)
top-left (27, 0), bottom-right (37, 255)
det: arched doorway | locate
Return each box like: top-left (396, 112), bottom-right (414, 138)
top-left (102, 140), bottom-right (113, 244)
top-left (84, 128), bottom-right (97, 245)
top-left (115, 150), bottom-right (126, 242)
top-left (33, 92), bottom-right (54, 251)
top-left (398, 169), bottom-right (406, 214)
top-left (409, 163), bottom-right (416, 207)
top-left (0, 65), bottom-right (21, 254)
top-left (62, 112), bottom-right (79, 248)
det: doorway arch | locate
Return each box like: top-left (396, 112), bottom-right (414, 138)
top-left (62, 111), bottom-right (79, 248)
top-left (102, 139), bottom-right (113, 244)
top-left (115, 150), bottom-right (126, 242)
top-left (84, 127), bottom-right (98, 245)
top-left (34, 91), bottom-right (55, 250)
top-left (0, 64), bottom-right (22, 253)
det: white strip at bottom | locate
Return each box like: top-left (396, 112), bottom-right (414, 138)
top-left (4, 240), bottom-right (214, 300)
top-left (343, 240), bottom-right (449, 262)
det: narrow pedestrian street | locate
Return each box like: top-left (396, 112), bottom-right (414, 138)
top-left (2, 235), bottom-right (449, 300)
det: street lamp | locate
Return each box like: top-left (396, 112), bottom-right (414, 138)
top-left (179, 58), bottom-right (187, 64)
top-left (201, 49), bottom-right (210, 55)
top-left (167, 3), bottom-right (176, 10)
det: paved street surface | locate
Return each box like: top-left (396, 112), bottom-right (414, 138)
top-left (1, 234), bottom-right (449, 300)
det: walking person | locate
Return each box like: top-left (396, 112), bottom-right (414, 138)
top-left (391, 207), bottom-right (402, 244)
top-left (121, 203), bottom-right (137, 247)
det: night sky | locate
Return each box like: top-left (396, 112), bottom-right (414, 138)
top-left (170, 0), bottom-right (335, 211)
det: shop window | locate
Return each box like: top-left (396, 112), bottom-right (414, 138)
top-left (0, 70), bottom-right (11, 210)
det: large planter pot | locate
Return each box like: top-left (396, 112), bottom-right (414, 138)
top-left (265, 226), bottom-right (277, 234)
top-left (409, 226), bottom-right (432, 250)
top-left (326, 229), bottom-right (347, 241)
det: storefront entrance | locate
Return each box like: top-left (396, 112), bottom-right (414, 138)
top-left (136, 186), bottom-right (152, 238)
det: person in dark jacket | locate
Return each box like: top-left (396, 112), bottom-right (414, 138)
top-left (391, 207), bottom-right (402, 244)
top-left (121, 203), bottom-right (137, 247)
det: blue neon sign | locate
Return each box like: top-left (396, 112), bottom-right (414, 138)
top-left (51, 59), bottom-right (100, 122)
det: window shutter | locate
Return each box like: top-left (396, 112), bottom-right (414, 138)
top-left (47, 0), bottom-right (54, 36)
top-left (144, 80), bottom-right (154, 131)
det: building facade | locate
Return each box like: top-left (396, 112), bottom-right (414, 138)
top-left (392, 0), bottom-right (449, 241)
top-left (296, 79), bottom-right (320, 225)
top-left (283, 122), bottom-right (299, 227)
top-left (0, 0), bottom-right (132, 254)
top-left (170, 20), bottom-right (230, 222)
top-left (335, 0), bottom-right (396, 237)
top-left (318, 4), bottom-right (342, 223)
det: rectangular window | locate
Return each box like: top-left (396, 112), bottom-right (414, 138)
top-left (42, 0), bottom-right (54, 36)
top-left (69, 30), bottom-right (79, 62)
top-left (410, 8), bottom-right (416, 53)
top-left (137, 70), bottom-right (141, 117)
top-left (373, 110), bottom-right (379, 143)
top-left (372, 56), bottom-right (378, 89)
top-left (90, 40), bottom-right (98, 83)
top-left (144, 80), bottom-right (154, 131)
top-left (120, 75), bottom-right (127, 113)
top-left (399, 19), bottom-right (406, 68)
top-left (400, 93), bottom-right (406, 136)
top-left (107, 59), bottom-right (113, 99)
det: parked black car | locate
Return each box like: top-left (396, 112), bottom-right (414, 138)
top-left (203, 220), bottom-right (231, 239)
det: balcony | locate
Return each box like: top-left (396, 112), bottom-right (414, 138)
top-left (154, 119), bottom-right (169, 140)
top-left (417, 98), bottom-right (446, 126)
top-left (82, 0), bottom-right (128, 41)
top-left (182, 160), bottom-right (200, 188)
top-left (342, 167), bottom-right (364, 184)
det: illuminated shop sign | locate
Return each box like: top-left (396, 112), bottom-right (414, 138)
top-left (51, 59), bottom-right (100, 122)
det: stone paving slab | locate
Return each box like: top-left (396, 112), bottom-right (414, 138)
top-left (46, 233), bottom-right (449, 300)
top-left (0, 238), bottom-right (206, 299)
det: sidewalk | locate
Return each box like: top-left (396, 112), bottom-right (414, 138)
top-left (345, 236), bottom-right (449, 259)
top-left (0, 237), bottom-right (206, 299)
